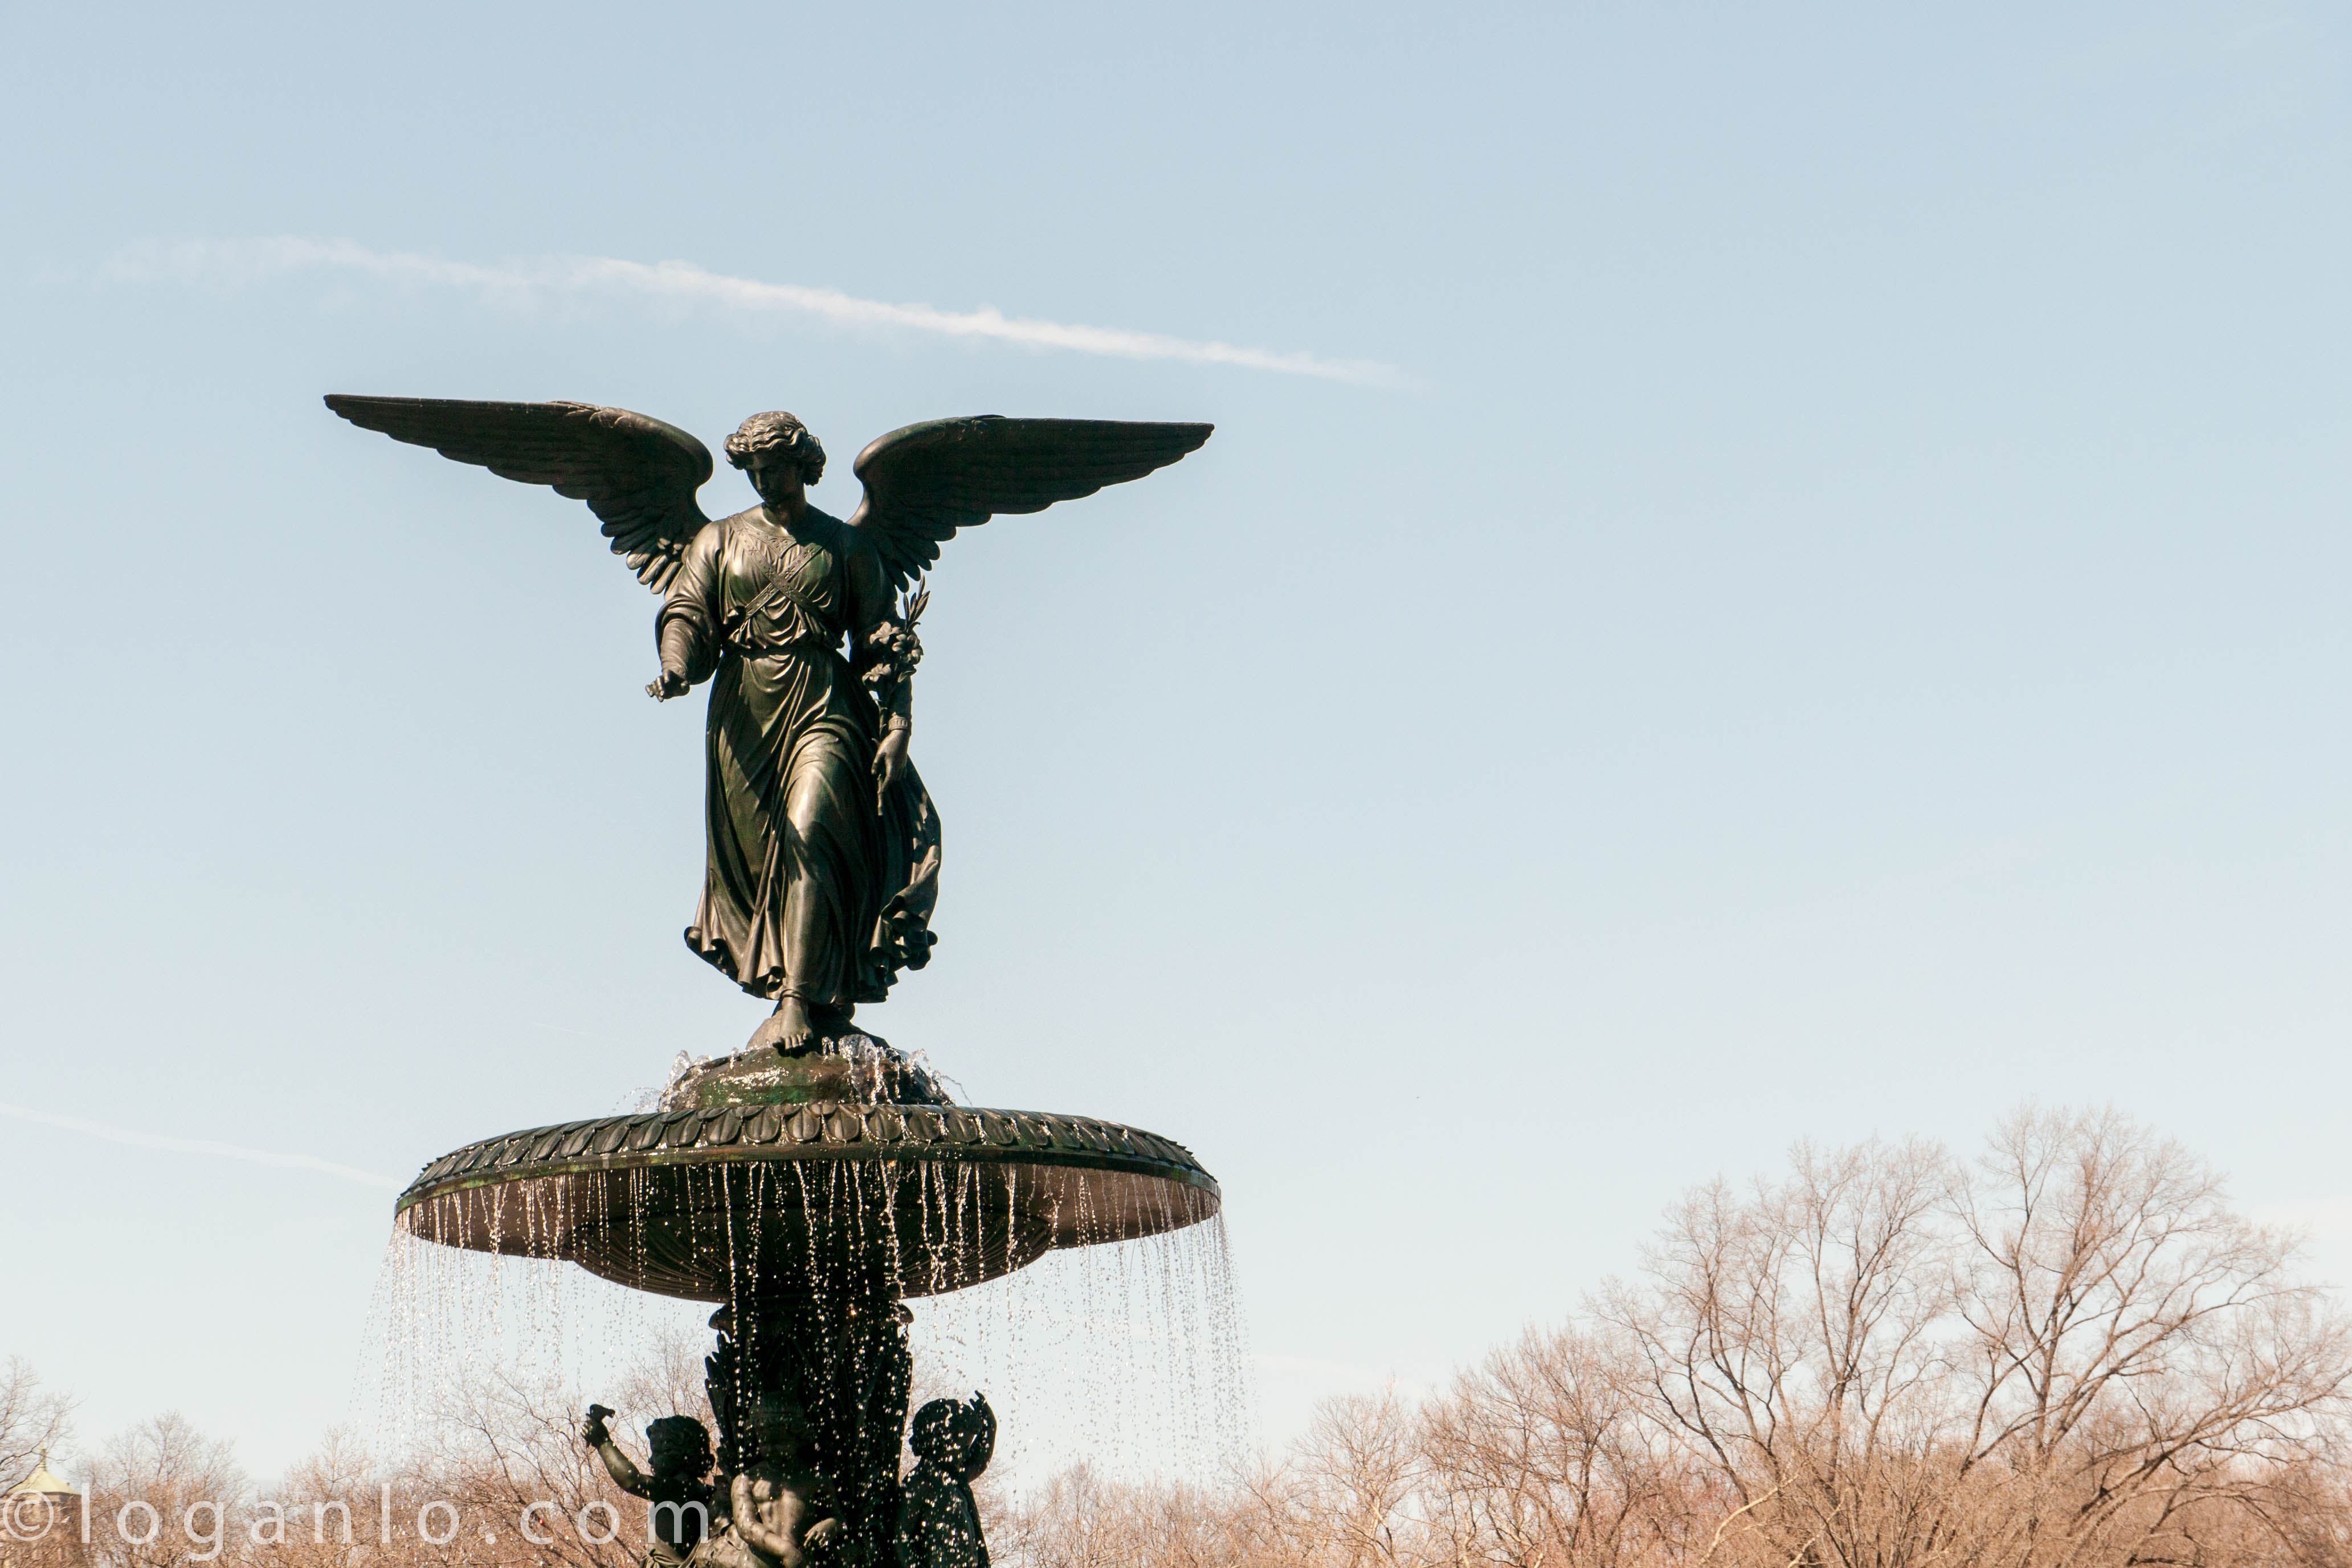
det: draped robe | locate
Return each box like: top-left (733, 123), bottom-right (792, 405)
top-left (658, 505), bottom-right (940, 1010)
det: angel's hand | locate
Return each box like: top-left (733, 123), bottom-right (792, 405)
top-left (875, 727), bottom-right (910, 802)
top-left (647, 668), bottom-right (690, 701)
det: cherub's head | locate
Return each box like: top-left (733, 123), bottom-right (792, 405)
top-left (909, 1393), bottom-right (995, 1482)
top-left (646, 1416), bottom-right (711, 1480)
top-left (726, 412), bottom-right (827, 506)
top-left (748, 1392), bottom-right (814, 1465)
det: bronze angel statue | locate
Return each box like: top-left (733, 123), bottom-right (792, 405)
top-left (326, 396), bottom-right (1210, 1055)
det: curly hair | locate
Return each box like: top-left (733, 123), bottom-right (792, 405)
top-left (910, 1396), bottom-right (981, 1465)
top-left (724, 411), bottom-right (827, 485)
top-left (646, 1416), bottom-right (709, 1465)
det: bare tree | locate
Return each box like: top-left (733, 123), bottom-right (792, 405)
top-left (1295, 1391), bottom-right (1430, 1568)
top-left (0, 1361), bottom-right (74, 1492)
top-left (1945, 1105), bottom-right (2352, 1566)
top-left (1593, 1135), bottom-right (1967, 1567)
top-left (258, 1428), bottom-right (375, 1568)
top-left (86, 1413), bottom-right (246, 1568)
top-left (1420, 1322), bottom-right (1704, 1568)
top-left (993, 1463), bottom-right (1128, 1568)
top-left (399, 1366), bottom-right (642, 1568)
top-left (1573, 1108), bottom-right (2352, 1568)
top-left (1219, 1457), bottom-right (1329, 1568)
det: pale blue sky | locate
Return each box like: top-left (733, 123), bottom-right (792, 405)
top-left (4, 1), bottom-right (2351, 1473)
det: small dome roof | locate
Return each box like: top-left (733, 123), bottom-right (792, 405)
top-left (7, 1452), bottom-right (78, 1497)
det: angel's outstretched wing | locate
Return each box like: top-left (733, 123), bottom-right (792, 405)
top-left (323, 395), bottom-right (716, 593)
top-left (847, 416), bottom-right (1212, 593)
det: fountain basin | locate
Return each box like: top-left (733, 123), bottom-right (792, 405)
top-left (394, 1103), bottom-right (1220, 1301)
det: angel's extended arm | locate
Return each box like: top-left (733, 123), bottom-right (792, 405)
top-left (591, 1438), bottom-right (655, 1498)
top-left (652, 526), bottom-right (725, 698)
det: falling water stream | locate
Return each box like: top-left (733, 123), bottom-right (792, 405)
top-left (360, 1161), bottom-right (1253, 1494)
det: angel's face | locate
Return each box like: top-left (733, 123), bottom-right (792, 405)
top-left (746, 451), bottom-right (806, 509)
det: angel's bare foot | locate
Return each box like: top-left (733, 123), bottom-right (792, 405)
top-left (747, 998), bottom-right (819, 1057)
top-left (806, 1002), bottom-right (860, 1046)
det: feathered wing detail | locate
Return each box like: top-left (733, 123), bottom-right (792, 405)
top-left (846, 415), bottom-right (1213, 593)
top-left (323, 395), bottom-right (716, 593)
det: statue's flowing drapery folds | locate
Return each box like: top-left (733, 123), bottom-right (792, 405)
top-left (659, 508), bottom-right (940, 1008)
top-left (322, 394), bottom-right (1208, 1046)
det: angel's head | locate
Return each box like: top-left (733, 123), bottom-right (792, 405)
top-left (909, 1393), bottom-right (995, 1480)
top-left (726, 411), bottom-right (827, 503)
top-left (645, 1415), bottom-right (710, 1480)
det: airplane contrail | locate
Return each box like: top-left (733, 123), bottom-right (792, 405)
top-left (103, 236), bottom-right (1403, 386)
top-left (0, 1100), bottom-right (406, 1191)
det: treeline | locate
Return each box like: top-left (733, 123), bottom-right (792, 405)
top-left (998, 1108), bottom-right (2352, 1566)
top-left (9, 1106), bottom-right (2351, 1567)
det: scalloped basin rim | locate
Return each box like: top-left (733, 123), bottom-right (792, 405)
top-left (393, 1104), bottom-right (1220, 1214)
top-left (390, 1104), bottom-right (1223, 1301)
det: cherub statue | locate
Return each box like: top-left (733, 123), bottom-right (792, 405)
top-left (326, 398), bottom-right (1210, 1055)
top-left (694, 1392), bottom-right (840, 1568)
top-left (581, 1405), bottom-right (716, 1568)
top-left (895, 1392), bottom-right (996, 1568)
